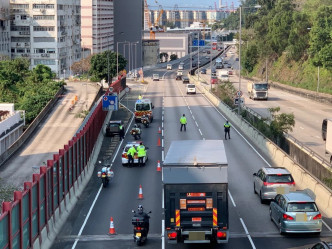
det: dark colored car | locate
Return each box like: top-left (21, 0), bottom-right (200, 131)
top-left (207, 50), bottom-right (211, 54)
top-left (176, 75), bottom-right (182, 81)
top-left (322, 118), bottom-right (327, 140)
top-left (106, 120), bottom-right (123, 137)
top-left (310, 241), bottom-right (332, 249)
top-left (200, 68), bottom-right (207, 74)
top-left (192, 63), bottom-right (197, 67)
top-left (182, 76), bottom-right (190, 84)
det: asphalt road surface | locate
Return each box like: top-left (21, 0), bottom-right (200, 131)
top-left (51, 68), bottom-right (332, 249)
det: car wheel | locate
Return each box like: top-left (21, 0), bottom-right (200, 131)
top-left (260, 191), bottom-right (264, 204)
top-left (254, 183), bottom-right (257, 194)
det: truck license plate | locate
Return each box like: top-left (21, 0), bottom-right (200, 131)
top-left (192, 217), bottom-right (202, 222)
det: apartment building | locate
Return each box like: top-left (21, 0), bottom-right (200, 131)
top-left (10, 0), bottom-right (81, 78)
top-left (179, 10), bottom-right (194, 29)
top-left (0, 0), bottom-right (10, 60)
top-left (81, 0), bottom-right (114, 55)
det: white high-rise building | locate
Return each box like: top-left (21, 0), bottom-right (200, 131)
top-left (0, 0), bottom-right (10, 60)
top-left (81, 0), bottom-right (114, 54)
top-left (10, 1), bottom-right (81, 78)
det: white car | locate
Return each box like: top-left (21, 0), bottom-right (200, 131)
top-left (152, 74), bottom-right (160, 81)
top-left (186, 84), bottom-right (196, 94)
top-left (167, 64), bottom-right (172, 70)
top-left (121, 141), bottom-right (148, 166)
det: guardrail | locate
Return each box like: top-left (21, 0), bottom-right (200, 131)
top-left (0, 78), bottom-right (126, 249)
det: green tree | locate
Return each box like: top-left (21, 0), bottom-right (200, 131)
top-left (309, 6), bottom-right (332, 68)
top-left (28, 64), bottom-right (56, 84)
top-left (159, 52), bottom-right (168, 62)
top-left (170, 54), bottom-right (178, 61)
top-left (71, 55), bottom-right (92, 75)
top-left (243, 44), bottom-right (258, 73)
top-left (268, 106), bottom-right (295, 141)
top-left (89, 51), bottom-right (127, 81)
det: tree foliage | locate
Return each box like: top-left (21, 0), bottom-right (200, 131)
top-left (71, 55), bottom-right (92, 75)
top-left (89, 51), bottom-right (127, 81)
top-left (0, 59), bottom-right (64, 124)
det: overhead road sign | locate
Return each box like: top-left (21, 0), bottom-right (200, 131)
top-left (102, 95), bottom-right (118, 111)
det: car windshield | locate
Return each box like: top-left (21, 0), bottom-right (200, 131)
top-left (124, 145), bottom-right (134, 152)
top-left (135, 103), bottom-right (151, 111)
top-left (267, 174), bottom-right (293, 183)
top-left (254, 83), bottom-right (268, 90)
top-left (109, 123), bottom-right (119, 127)
top-left (287, 202), bottom-right (318, 212)
top-left (188, 84), bottom-right (195, 88)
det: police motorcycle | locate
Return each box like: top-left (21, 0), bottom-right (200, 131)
top-left (96, 161), bottom-right (114, 188)
top-left (130, 124), bottom-right (142, 140)
top-left (141, 115), bottom-right (150, 128)
top-left (132, 205), bottom-right (151, 246)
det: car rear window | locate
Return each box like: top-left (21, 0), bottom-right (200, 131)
top-left (266, 174), bottom-right (293, 183)
top-left (287, 202), bottom-right (318, 212)
top-left (188, 84), bottom-right (195, 88)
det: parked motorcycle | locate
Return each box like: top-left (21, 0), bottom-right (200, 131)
top-left (97, 161), bottom-right (114, 187)
top-left (130, 125), bottom-right (142, 140)
top-left (132, 210), bottom-right (151, 246)
top-left (141, 115), bottom-right (150, 128)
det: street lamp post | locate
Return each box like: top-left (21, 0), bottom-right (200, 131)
top-left (238, 5), bottom-right (261, 114)
top-left (117, 41), bottom-right (129, 79)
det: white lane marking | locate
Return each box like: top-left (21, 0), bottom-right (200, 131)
top-left (162, 129), bottom-right (164, 137)
top-left (323, 219), bottom-right (332, 231)
top-left (71, 184), bottom-right (103, 249)
top-left (189, 110), bottom-right (192, 115)
top-left (198, 129), bottom-right (202, 136)
top-left (228, 190), bottom-right (236, 207)
top-left (195, 121), bottom-right (198, 127)
top-left (162, 150), bottom-right (164, 162)
top-left (187, 106), bottom-right (190, 110)
top-left (199, 87), bottom-right (271, 167)
top-left (162, 139), bottom-right (164, 148)
top-left (162, 122), bottom-right (164, 128)
top-left (162, 219), bottom-right (165, 249)
top-left (240, 218), bottom-right (256, 249)
top-left (192, 116), bottom-right (195, 120)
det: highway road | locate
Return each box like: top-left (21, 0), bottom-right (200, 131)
top-left (51, 63), bottom-right (332, 249)
top-left (198, 46), bottom-right (332, 162)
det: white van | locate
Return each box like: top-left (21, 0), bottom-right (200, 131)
top-left (178, 63), bottom-right (184, 70)
top-left (167, 64), bottom-right (172, 70)
top-left (218, 70), bottom-right (229, 82)
top-left (186, 84), bottom-right (196, 94)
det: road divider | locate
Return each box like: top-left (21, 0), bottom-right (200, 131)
top-left (190, 75), bottom-right (332, 218)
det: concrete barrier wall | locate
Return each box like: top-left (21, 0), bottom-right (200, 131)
top-left (191, 76), bottom-right (332, 218)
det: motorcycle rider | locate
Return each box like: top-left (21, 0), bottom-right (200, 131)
top-left (134, 205), bottom-right (150, 234)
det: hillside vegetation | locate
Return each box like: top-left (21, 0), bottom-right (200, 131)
top-left (217, 0), bottom-right (332, 94)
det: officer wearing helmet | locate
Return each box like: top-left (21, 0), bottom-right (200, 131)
top-left (135, 205), bottom-right (150, 233)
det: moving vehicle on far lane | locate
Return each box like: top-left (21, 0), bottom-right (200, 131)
top-left (152, 74), bottom-right (160, 81)
top-left (134, 99), bottom-right (154, 123)
top-left (186, 84), bottom-right (196, 94)
top-left (167, 64), bottom-right (172, 70)
top-left (269, 191), bottom-right (322, 234)
top-left (247, 82), bottom-right (269, 100)
top-left (182, 76), bottom-right (190, 84)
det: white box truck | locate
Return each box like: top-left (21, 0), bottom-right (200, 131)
top-left (218, 70), bottom-right (229, 82)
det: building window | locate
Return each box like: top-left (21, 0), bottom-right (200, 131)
top-left (33, 37), bottom-right (56, 42)
top-left (34, 59), bottom-right (55, 65)
top-left (33, 26), bottom-right (55, 31)
top-left (11, 4), bottom-right (29, 9)
top-left (33, 4), bottom-right (55, 9)
top-left (33, 15), bottom-right (55, 20)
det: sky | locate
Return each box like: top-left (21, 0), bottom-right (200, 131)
top-left (147, 0), bottom-right (240, 10)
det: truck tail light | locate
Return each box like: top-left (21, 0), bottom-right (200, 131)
top-left (180, 199), bottom-right (186, 209)
top-left (168, 232), bottom-right (177, 240)
top-left (206, 198), bottom-right (213, 209)
top-left (217, 231), bottom-right (226, 239)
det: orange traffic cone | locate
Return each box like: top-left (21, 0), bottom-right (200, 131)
top-left (109, 217), bottom-right (116, 234)
top-left (138, 184), bottom-right (144, 199)
top-left (157, 137), bottom-right (161, 147)
top-left (157, 160), bottom-right (161, 172)
top-left (158, 127), bottom-right (161, 134)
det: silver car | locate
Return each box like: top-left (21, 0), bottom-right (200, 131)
top-left (253, 167), bottom-right (295, 203)
top-left (269, 191), bottom-right (322, 234)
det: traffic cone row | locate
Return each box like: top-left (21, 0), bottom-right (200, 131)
top-left (157, 137), bottom-right (161, 147)
top-left (109, 217), bottom-right (116, 234)
top-left (157, 160), bottom-right (161, 172)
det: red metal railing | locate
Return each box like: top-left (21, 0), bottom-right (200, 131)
top-left (0, 77), bottom-right (125, 249)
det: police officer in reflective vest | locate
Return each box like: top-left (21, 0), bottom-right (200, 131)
top-left (138, 94), bottom-right (143, 100)
top-left (224, 120), bottom-right (231, 140)
top-left (137, 142), bottom-right (146, 167)
top-left (119, 124), bottom-right (124, 140)
top-left (180, 114), bottom-right (187, 132)
top-left (127, 145), bottom-right (137, 167)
